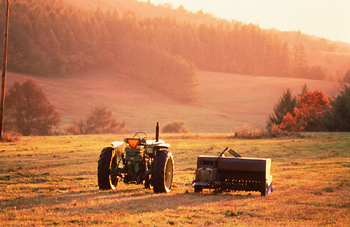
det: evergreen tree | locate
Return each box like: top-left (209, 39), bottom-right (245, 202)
top-left (267, 89), bottom-right (297, 128)
top-left (322, 86), bottom-right (350, 131)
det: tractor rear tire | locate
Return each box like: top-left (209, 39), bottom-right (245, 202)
top-left (98, 147), bottom-right (118, 190)
top-left (153, 150), bottom-right (174, 193)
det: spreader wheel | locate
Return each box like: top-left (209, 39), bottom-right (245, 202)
top-left (194, 185), bottom-right (203, 193)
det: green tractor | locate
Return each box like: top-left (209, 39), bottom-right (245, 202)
top-left (98, 123), bottom-right (174, 193)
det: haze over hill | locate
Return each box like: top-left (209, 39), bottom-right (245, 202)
top-left (1, 0), bottom-right (349, 133)
top-left (6, 71), bottom-right (338, 133)
top-left (2, 0), bottom-right (350, 82)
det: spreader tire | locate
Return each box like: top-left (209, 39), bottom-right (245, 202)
top-left (98, 147), bottom-right (118, 190)
top-left (194, 185), bottom-right (203, 193)
top-left (153, 150), bottom-right (174, 193)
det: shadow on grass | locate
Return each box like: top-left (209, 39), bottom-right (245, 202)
top-left (93, 189), bottom-right (254, 214)
top-left (1, 184), bottom-right (254, 215)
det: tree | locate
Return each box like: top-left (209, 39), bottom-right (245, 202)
top-left (344, 70), bottom-right (350, 84)
top-left (267, 89), bottom-right (297, 129)
top-left (292, 44), bottom-right (308, 78)
top-left (280, 90), bottom-right (330, 132)
top-left (299, 84), bottom-right (309, 98)
top-left (322, 85), bottom-right (350, 131)
top-left (66, 107), bottom-right (126, 134)
top-left (65, 117), bottom-right (86, 135)
top-left (86, 107), bottom-right (125, 134)
top-left (4, 79), bottom-right (60, 136)
top-left (162, 120), bottom-right (189, 133)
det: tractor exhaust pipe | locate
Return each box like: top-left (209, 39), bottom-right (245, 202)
top-left (155, 122), bottom-right (159, 142)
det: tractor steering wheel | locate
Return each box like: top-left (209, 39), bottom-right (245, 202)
top-left (133, 132), bottom-right (147, 141)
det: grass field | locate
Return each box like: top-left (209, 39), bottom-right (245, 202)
top-left (6, 71), bottom-right (340, 133)
top-left (1, 133), bottom-right (349, 226)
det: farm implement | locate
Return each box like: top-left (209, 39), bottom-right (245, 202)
top-left (97, 122), bottom-right (272, 196)
top-left (193, 147), bottom-right (273, 196)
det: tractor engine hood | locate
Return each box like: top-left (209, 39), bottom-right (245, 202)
top-left (111, 140), bottom-right (170, 149)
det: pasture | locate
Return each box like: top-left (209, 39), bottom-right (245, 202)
top-left (6, 71), bottom-right (340, 133)
top-left (1, 133), bottom-right (349, 226)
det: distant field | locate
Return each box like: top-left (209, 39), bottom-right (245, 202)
top-left (0, 133), bottom-right (349, 226)
top-left (6, 71), bottom-right (339, 133)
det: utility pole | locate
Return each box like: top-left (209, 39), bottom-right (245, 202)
top-left (0, 0), bottom-right (10, 138)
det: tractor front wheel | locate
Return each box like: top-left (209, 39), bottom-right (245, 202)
top-left (98, 147), bottom-right (118, 190)
top-left (153, 150), bottom-right (174, 193)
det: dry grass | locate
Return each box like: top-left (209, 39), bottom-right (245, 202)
top-left (0, 132), bottom-right (21, 142)
top-left (233, 124), bottom-right (295, 139)
top-left (0, 133), bottom-right (349, 226)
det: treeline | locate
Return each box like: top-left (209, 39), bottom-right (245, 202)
top-left (0, 0), bottom-right (197, 102)
top-left (1, 0), bottom-right (347, 102)
top-left (267, 85), bottom-right (350, 133)
top-left (235, 85), bottom-right (350, 139)
top-left (4, 79), bottom-right (127, 136)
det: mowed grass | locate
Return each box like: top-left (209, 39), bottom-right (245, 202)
top-left (1, 133), bottom-right (349, 226)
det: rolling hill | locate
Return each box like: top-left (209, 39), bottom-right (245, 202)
top-left (5, 71), bottom-right (339, 133)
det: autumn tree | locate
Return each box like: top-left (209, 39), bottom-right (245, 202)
top-left (267, 89), bottom-right (297, 129)
top-left (66, 107), bottom-right (126, 134)
top-left (4, 79), bottom-right (60, 136)
top-left (280, 90), bottom-right (330, 131)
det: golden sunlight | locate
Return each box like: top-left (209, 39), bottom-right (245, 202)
top-left (143, 0), bottom-right (350, 43)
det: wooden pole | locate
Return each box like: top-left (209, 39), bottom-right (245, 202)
top-left (0, 0), bottom-right (10, 138)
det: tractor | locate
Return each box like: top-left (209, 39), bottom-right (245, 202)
top-left (98, 122), bottom-right (174, 193)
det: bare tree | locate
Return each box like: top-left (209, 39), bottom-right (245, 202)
top-left (66, 107), bottom-right (126, 135)
top-left (162, 120), bottom-right (189, 133)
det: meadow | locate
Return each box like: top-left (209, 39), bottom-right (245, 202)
top-left (1, 133), bottom-right (349, 226)
top-left (6, 71), bottom-right (339, 133)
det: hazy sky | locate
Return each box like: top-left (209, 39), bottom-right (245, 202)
top-left (142, 0), bottom-right (350, 43)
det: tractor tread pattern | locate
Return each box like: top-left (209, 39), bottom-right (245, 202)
top-left (98, 147), bottom-right (114, 190)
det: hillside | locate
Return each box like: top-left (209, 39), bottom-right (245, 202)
top-left (2, 0), bottom-right (350, 87)
top-left (2, 0), bottom-right (347, 134)
top-left (62, 0), bottom-right (225, 24)
top-left (5, 71), bottom-right (339, 133)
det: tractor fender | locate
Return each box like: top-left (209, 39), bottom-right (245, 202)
top-left (111, 141), bottom-right (124, 156)
top-left (155, 143), bottom-right (171, 149)
top-left (111, 141), bottom-right (124, 148)
top-left (147, 140), bottom-right (170, 149)
top-left (111, 141), bottom-right (124, 151)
